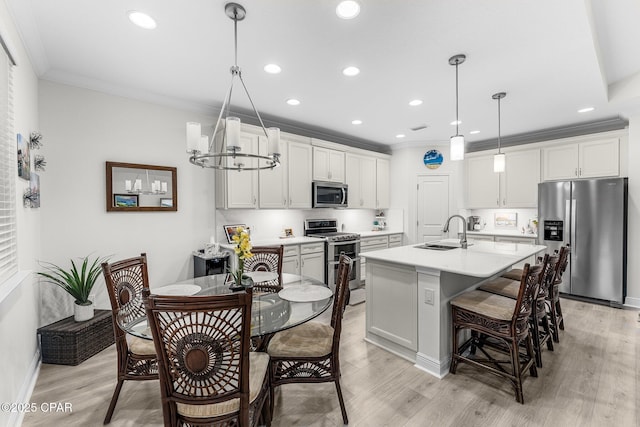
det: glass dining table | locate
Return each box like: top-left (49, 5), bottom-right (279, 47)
top-left (119, 272), bottom-right (334, 341)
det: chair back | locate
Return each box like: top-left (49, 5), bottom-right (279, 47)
top-left (554, 244), bottom-right (570, 285)
top-left (244, 245), bottom-right (284, 292)
top-left (102, 253), bottom-right (150, 340)
top-left (143, 289), bottom-right (253, 426)
top-left (537, 253), bottom-right (560, 301)
top-left (513, 261), bottom-right (543, 338)
top-left (330, 254), bottom-right (353, 350)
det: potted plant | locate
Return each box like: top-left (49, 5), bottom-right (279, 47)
top-left (229, 226), bottom-right (254, 290)
top-left (37, 255), bottom-right (109, 322)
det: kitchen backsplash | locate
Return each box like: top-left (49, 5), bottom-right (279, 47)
top-left (460, 208), bottom-right (538, 234)
top-left (214, 208), bottom-right (403, 244)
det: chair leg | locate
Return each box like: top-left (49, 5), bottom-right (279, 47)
top-left (525, 335), bottom-right (538, 378)
top-left (548, 300), bottom-right (560, 343)
top-left (103, 378), bottom-right (124, 424)
top-left (556, 299), bottom-right (565, 330)
top-left (529, 316), bottom-right (543, 368)
top-left (542, 314), bottom-right (554, 351)
top-left (510, 337), bottom-right (524, 404)
top-left (449, 325), bottom-right (459, 374)
top-left (334, 379), bottom-right (348, 425)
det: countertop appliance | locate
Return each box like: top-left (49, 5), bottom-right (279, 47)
top-left (538, 178), bottom-right (627, 305)
top-left (467, 216), bottom-right (483, 231)
top-left (312, 182), bottom-right (348, 208)
top-left (304, 219), bottom-right (361, 290)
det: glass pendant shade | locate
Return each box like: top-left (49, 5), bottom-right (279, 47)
top-left (493, 152), bottom-right (506, 172)
top-left (450, 135), bottom-right (465, 161)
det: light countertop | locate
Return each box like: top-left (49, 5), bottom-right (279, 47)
top-left (220, 236), bottom-right (322, 250)
top-left (355, 230), bottom-right (404, 238)
top-left (360, 239), bottom-right (546, 278)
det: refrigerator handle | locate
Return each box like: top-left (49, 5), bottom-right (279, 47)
top-left (570, 198), bottom-right (576, 255)
top-left (565, 199), bottom-right (571, 248)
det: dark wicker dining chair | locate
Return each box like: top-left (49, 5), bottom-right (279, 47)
top-left (101, 253), bottom-right (158, 424)
top-left (244, 245), bottom-right (284, 293)
top-left (449, 262), bottom-right (543, 404)
top-left (267, 254), bottom-right (352, 424)
top-left (143, 287), bottom-right (271, 427)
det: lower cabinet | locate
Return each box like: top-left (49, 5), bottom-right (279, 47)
top-left (360, 234), bottom-right (403, 284)
top-left (282, 243), bottom-right (326, 284)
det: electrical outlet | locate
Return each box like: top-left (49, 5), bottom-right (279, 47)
top-left (424, 288), bottom-right (434, 305)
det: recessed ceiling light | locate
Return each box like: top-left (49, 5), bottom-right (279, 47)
top-left (450, 120), bottom-right (462, 126)
top-left (128, 11), bottom-right (157, 29)
top-left (264, 64), bottom-right (281, 74)
top-left (395, 134), bottom-right (406, 139)
top-left (336, 1), bottom-right (360, 19)
top-left (286, 98), bottom-right (300, 106)
top-left (352, 120), bottom-right (362, 125)
top-left (469, 130), bottom-right (480, 134)
top-left (409, 99), bottom-right (423, 106)
top-left (342, 66), bottom-right (360, 77)
top-left (578, 107), bottom-right (595, 113)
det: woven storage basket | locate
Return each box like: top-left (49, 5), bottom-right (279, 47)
top-left (38, 309), bottom-right (115, 365)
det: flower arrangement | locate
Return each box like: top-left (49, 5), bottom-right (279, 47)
top-left (230, 226), bottom-right (253, 287)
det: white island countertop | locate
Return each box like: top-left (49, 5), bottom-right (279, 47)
top-left (360, 239), bottom-right (546, 278)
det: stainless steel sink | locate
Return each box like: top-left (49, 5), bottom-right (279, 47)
top-left (415, 243), bottom-right (459, 251)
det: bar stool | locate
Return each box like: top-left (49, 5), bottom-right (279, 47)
top-left (500, 245), bottom-right (569, 343)
top-left (478, 254), bottom-right (558, 368)
top-left (449, 263), bottom-right (543, 404)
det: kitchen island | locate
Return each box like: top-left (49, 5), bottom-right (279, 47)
top-left (361, 239), bottom-right (546, 378)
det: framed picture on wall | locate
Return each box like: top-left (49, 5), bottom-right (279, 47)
top-left (113, 194), bottom-right (138, 208)
top-left (29, 173), bottom-right (40, 208)
top-left (224, 224), bottom-right (250, 244)
top-left (17, 133), bottom-right (30, 180)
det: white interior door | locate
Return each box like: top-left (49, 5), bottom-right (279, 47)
top-left (416, 175), bottom-right (450, 243)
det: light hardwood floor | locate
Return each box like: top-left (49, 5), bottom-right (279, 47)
top-left (23, 298), bottom-right (640, 426)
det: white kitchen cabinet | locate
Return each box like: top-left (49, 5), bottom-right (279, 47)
top-left (300, 251), bottom-right (325, 283)
top-left (376, 158), bottom-right (390, 209)
top-left (259, 135), bottom-right (312, 209)
top-left (346, 154), bottom-right (376, 208)
top-left (542, 138), bottom-right (619, 181)
top-left (215, 129), bottom-right (261, 209)
top-left (466, 149), bottom-right (540, 208)
top-left (287, 140), bottom-right (313, 208)
top-left (313, 146), bottom-right (345, 183)
top-left (360, 235), bottom-right (390, 285)
top-left (388, 233), bottom-right (403, 248)
top-left (466, 155), bottom-right (500, 208)
top-left (282, 245), bottom-right (300, 275)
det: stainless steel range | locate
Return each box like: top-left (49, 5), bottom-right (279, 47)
top-left (304, 219), bottom-right (361, 290)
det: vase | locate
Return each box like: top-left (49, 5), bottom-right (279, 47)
top-left (74, 301), bottom-right (94, 322)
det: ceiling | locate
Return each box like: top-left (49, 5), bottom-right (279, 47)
top-left (7, 0), bottom-right (640, 151)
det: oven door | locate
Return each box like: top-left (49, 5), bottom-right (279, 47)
top-left (327, 240), bottom-right (361, 290)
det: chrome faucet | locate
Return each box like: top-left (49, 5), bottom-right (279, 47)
top-left (443, 215), bottom-right (468, 249)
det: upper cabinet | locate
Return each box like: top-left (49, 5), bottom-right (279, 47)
top-left (376, 158), bottom-right (390, 209)
top-left (259, 133), bottom-right (312, 209)
top-left (312, 146), bottom-right (345, 183)
top-left (216, 127), bottom-right (261, 209)
top-left (542, 138), bottom-right (619, 181)
top-left (346, 154), bottom-right (376, 208)
top-left (466, 149), bottom-right (540, 208)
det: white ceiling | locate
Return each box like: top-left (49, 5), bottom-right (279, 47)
top-left (7, 0), bottom-right (640, 150)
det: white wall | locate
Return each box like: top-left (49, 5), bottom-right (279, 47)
top-left (0, 3), bottom-right (41, 426)
top-left (38, 81), bottom-right (216, 324)
top-left (625, 114), bottom-right (640, 308)
top-left (390, 143), bottom-right (465, 244)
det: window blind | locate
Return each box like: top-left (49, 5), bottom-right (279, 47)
top-left (0, 47), bottom-right (17, 285)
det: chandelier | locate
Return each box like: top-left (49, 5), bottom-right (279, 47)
top-left (186, 2), bottom-right (281, 171)
top-left (492, 92), bottom-right (507, 173)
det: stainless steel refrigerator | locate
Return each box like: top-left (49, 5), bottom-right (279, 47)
top-left (538, 178), bottom-right (627, 305)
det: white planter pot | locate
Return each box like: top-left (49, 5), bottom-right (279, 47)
top-left (74, 302), bottom-right (94, 322)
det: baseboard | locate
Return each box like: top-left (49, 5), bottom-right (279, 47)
top-left (8, 349), bottom-right (41, 427)
top-left (624, 296), bottom-right (640, 309)
top-left (415, 352), bottom-right (449, 379)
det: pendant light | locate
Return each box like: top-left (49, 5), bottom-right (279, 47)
top-left (449, 54), bottom-right (466, 161)
top-left (493, 92), bottom-right (506, 173)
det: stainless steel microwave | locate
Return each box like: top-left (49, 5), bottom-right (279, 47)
top-left (312, 182), bottom-right (348, 208)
